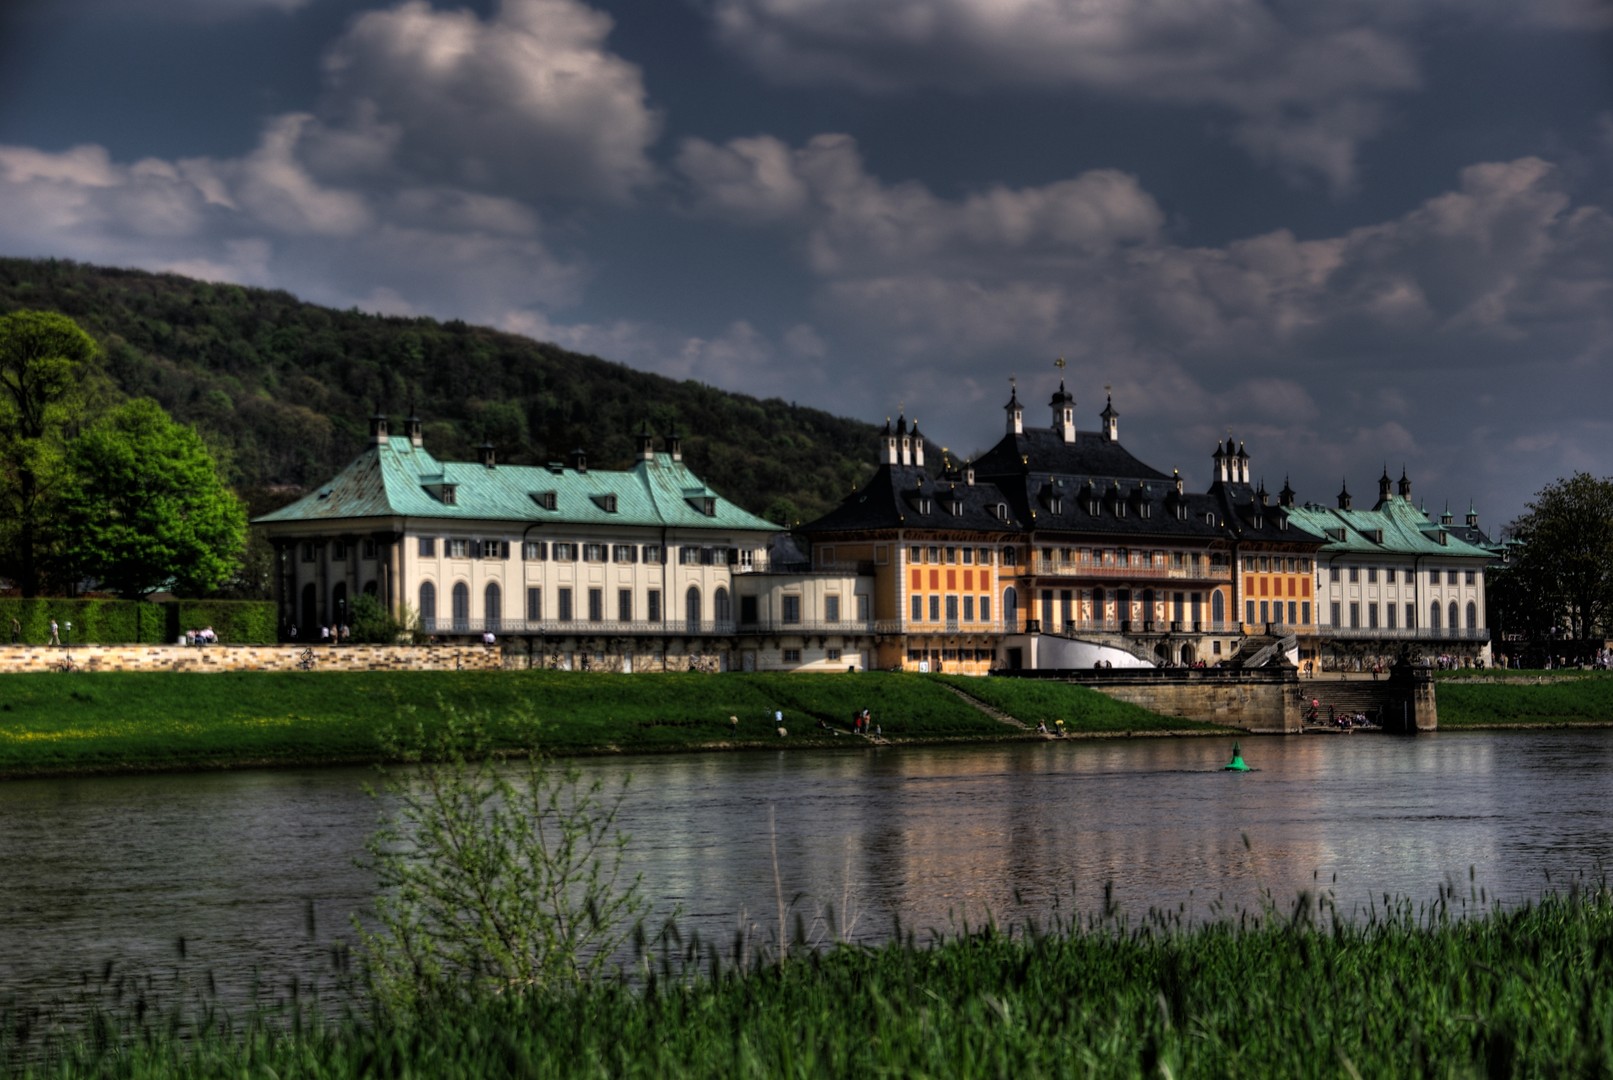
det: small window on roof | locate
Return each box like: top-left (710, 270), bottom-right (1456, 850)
top-left (532, 491), bottom-right (558, 511)
top-left (593, 494), bottom-right (618, 513)
top-left (686, 495), bottom-right (717, 516)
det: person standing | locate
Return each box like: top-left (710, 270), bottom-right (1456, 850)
top-left (8, 616), bottom-right (18, 643)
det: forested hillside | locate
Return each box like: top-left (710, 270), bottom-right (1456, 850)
top-left (0, 258), bottom-right (879, 522)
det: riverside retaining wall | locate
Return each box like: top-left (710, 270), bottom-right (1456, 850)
top-left (0, 643), bottom-right (502, 674)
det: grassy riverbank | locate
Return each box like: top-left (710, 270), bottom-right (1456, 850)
top-left (9, 887), bottom-right (1613, 1077)
top-left (1436, 669), bottom-right (1613, 728)
top-left (0, 670), bottom-right (1213, 777)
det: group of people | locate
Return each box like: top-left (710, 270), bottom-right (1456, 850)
top-left (185, 626), bottom-right (218, 646)
top-left (851, 708), bottom-right (878, 736)
top-left (1034, 719), bottom-right (1067, 737)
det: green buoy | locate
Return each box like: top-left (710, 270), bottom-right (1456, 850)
top-left (1224, 741), bottom-right (1250, 772)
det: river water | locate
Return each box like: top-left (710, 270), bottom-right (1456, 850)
top-left (2, 730), bottom-right (1611, 1005)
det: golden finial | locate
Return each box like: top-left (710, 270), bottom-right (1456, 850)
top-left (1054, 356), bottom-right (1066, 370)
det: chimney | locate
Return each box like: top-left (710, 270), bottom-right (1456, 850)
top-left (369, 410), bottom-right (389, 445)
top-left (479, 441), bottom-right (496, 469)
top-left (569, 447), bottom-right (588, 473)
top-left (636, 423), bottom-right (655, 462)
top-left (910, 419), bottom-right (925, 467)
top-left (665, 430), bottom-right (683, 461)
top-left (404, 407), bottom-right (424, 448)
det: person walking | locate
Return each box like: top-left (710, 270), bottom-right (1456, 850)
top-left (48, 618), bottom-right (60, 646)
top-left (8, 616), bottom-right (18, 644)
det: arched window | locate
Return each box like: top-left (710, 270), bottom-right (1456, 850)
top-left (1429, 602), bottom-right (1441, 631)
top-left (714, 587), bottom-right (732, 627)
top-left (363, 579), bottom-right (378, 596)
top-left (419, 581), bottom-right (437, 627)
top-left (1449, 601), bottom-right (1459, 634)
top-left (1466, 601), bottom-right (1477, 630)
top-left (453, 582), bottom-right (470, 632)
top-left (485, 582), bottom-right (502, 631)
top-left (1003, 587), bottom-right (1019, 631)
top-left (1212, 591), bottom-right (1226, 627)
top-left (685, 586), bottom-right (702, 633)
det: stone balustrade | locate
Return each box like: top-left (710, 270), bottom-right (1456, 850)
top-left (0, 643), bottom-right (503, 674)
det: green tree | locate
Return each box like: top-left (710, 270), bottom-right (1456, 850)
top-left (59, 398), bottom-right (247, 598)
top-left (0, 310), bottom-right (99, 595)
top-left (1505, 473), bottom-right (1613, 650)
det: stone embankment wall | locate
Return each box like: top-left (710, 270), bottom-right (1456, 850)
top-left (0, 644), bottom-right (502, 674)
top-left (1084, 674), bottom-right (1304, 733)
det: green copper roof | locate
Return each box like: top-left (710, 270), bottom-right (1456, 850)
top-left (1285, 496), bottom-right (1492, 558)
top-left (253, 437), bottom-right (780, 533)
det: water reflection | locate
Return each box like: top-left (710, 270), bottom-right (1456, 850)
top-left (2, 730), bottom-right (1613, 1003)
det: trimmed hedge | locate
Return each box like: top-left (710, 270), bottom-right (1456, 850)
top-left (0, 597), bottom-right (276, 645)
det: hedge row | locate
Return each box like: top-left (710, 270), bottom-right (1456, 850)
top-left (0, 598), bottom-right (277, 645)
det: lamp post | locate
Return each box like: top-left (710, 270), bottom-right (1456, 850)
top-left (65, 621), bottom-right (72, 651)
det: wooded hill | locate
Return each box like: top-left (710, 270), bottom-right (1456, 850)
top-left (0, 257), bottom-right (880, 523)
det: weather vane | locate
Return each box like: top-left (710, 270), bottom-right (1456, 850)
top-left (1054, 356), bottom-right (1066, 371)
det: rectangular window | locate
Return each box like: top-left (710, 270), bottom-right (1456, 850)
top-left (1330, 566), bottom-right (1341, 583)
top-left (1330, 601), bottom-right (1340, 626)
top-left (680, 546), bottom-right (700, 565)
top-left (416, 537), bottom-right (435, 558)
top-left (642, 544), bottom-right (663, 564)
top-left (558, 587), bottom-right (573, 622)
top-left (301, 541), bottom-right (318, 562)
top-left (1260, 601), bottom-right (1270, 625)
top-left (1350, 602), bottom-right (1360, 628)
top-left (613, 544), bottom-right (636, 563)
top-left (1349, 567), bottom-right (1359, 583)
top-left (910, 595), bottom-right (922, 622)
top-left (1367, 567), bottom-right (1377, 583)
top-left (1385, 567), bottom-right (1396, 584)
top-left (945, 546), bottom-right (957, 564)
top-left (825, 595), bottom-right (840, 623)
top-left (1386, 604), bottom-right (1396, 629)
top-left (1466, 570), bottom-right (1476, 586)
top-left (783, 648), bottom-right (802, 663)
top-left (963, 596), bottom-right (975, 621)
top-left (1405, 603), bottom-right (1415, 629)
top-left (588, 588), bottom-right (603, 622)
top-left (827, 648), bottom-right (842, 662)
top-left (361, 538), bottom-right (377, 559)
top-left (583, 543), bottom-right (607, 563)
top-left (977, 548), bottom-right (992, 565)
top-left (1301, 601), bottom-right (1311, 625)
top-left (910, 546), bottom-right (923, 564)
top-left (857, 595), bottom-right (871, 622)
top-left (946, 596), bottom-right (959, 622)
top-left (1287, 601), bottom-right (1297, 625)
top-left (647, 589), bottom-right (661, 622)
top-left (929, 595), bottom-right (941, 622)
top-left (1245, 600), bottom-right (1256, 624)
top-left (1447, 569), bottom-right (1458, 585)
top-left (782, 596), bottom-right (802, 624)
top-left (523, 540), bottom-right (545, 561)
top-left (331, 540), bottom-right (348, 560)
top-left (448, 538), bottom-right (470, 559)
top-left (618, 589), bottom-right (632, 622)
top-left (1369, 604), bottom-right (1379, 629)
top-left (526, 587), bottom-right (541, 622)
top-left (981, 595), bottom-right (991, 623)
top-left (551, 542), bottom-right (576, 561)
top-left (962, 548), bottom-right (974, 565)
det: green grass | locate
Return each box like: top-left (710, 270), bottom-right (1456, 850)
top-left (937, 674), bottom-right (1227, 734)
top-left (0, 671), bottom-right (1039, 777)
top-left (11, 887), bottom-right (1613, 1077)
top-left (1435, 669), bottom-right (1613, 728)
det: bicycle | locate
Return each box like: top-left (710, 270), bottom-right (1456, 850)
top-left (54, 653), bottom-right (76, 673)
top-left (296, 647), bottom-right (316, 671)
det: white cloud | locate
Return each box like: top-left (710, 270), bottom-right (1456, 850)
top-left (706, 0), bottom-right (1421, 191)
top-left (320, 0), bottom-right (661, 202)
top-left (677, 133), bottom-right (1164, 272)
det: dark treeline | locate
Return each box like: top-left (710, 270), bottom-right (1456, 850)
top-left (0, 257), bottom-right (878, 522)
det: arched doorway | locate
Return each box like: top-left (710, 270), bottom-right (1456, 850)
top-left (419, 581), bottom-right (437, 630)
top-left (485, 582), bottom-right (502, 632)
top-left (714, 587), bottom-right (732, 628)
top-left (685, 586), bottom-right (702, 633)
top-left (452, 582), bottom-right (470, 633)
top-left (300, 582), bottom-right (317, 632)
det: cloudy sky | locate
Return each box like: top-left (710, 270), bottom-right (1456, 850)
top-left (3, 0), bottom-right (1611, 528)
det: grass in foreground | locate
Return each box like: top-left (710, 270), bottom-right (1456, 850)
top-left (0, 671), bottom-right (1045, 777)
top-left (8, 887), bottom-right (1613, 1078)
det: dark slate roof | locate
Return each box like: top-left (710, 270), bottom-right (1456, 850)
top-left (797, 464), bottom-right (1026, 534)
top-left (973, 428), bottom-right (1172, 485)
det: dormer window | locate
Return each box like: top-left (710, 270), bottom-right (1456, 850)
top-left (951, 499), bottom-right (963, 516)
top-left (996, 502), bottom-right (1010, 521)
top-left (1049, 497), bottom-right (1062, 515)
top-left (532, 491), bottom-right (558, 511)
top-left (593, 494), bottom-right (618, 513)
top-left (425, 483), bottom-right (458, 505)
top-left (686, 495), bottom-right (717, 516)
